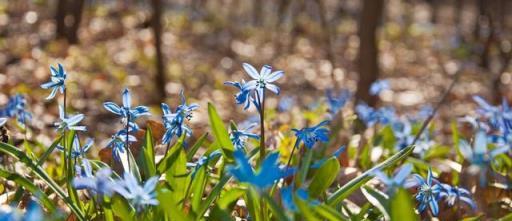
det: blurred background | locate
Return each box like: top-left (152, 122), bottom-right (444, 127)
top-left (0, 0), bottom-right (511, 147)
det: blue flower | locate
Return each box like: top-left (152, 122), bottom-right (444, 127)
top-left (176, 90), bottom-right (199, 120)
top-left (54, 105), bottom-right (86, 132)
top-left (73, 159), bottom-right (115, 197)
top-left (56, 134), bottom-right (93, 159)
top-left (355, 103), bottom-right (379, 126)
top-left (161, 103), bottom-right (191, 145)
top-left (0, 94), bottom-right (32, 126)
top-left (439, 184), bottom-right (476, 209)
top-left (0, 118), bottom-right (6, 127)
top-left (242, 63), bottom-right (284, 95)
top-left (0, 200), bottom-right (43, 221)
top-left (369, 79), bottom-right (390, 95)
top-left (113, 173), bottom-right (159, 210)
top-left (280, 186), bottom-right (319, 212)
top-left (106, 136), bottom-right (129, 163)
top-left (325, 89), bottom-right (351, 116)
top-left (41, 63), bottom-right (67, 100)
top-left (230, 123), bottom-right (259, 150)
top-left (187, 150), bottom-right (222, 179)
top-left (103, 88), bottom-right (150, 123)
top-left (409, 168), bottom-right (442, 216)
top-left (225, 63), bottom-right (284, 110)
top-left (473, 96), bottom-right (502, 129)
top-left (459, 130), bottom-right (508, 185)
top-left (372, 164), bottom-right (413, 193)
top-left (227, 150), bottom-right (294, 190)
top-left (225, 80), bottom-right (254, 110)
top-left (292, 121), bottom-right (330, 149)
top-left (356, 103), bottom-right (396, 127)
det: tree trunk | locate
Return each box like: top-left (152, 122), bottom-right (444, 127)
top-left (67, 0), bottom-right (85, 44)
top-left (55, 0), bottom-right (67, 39)
top-left (355, 0), bottom-right (384, 107)
top-left (151, 0), bottom-right (167, 103)
top-left (253, 0), bottom-right (263, 26)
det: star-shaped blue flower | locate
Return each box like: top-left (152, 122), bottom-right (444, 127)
top-left (439, 184), bottom-right (476, 209)
top-left (54, 105), bottom-right (86, 132)
top-left (242, 63), bottom-right (284, 95)
top-left (372, 163), bottom-right (413, 193)
top-left (224, 80), bottom-right (255, 110)
top-left (409, 168), bottom-right (442, 216)
top-left (56, 134), bottom-right (93, 159)
top-left (230, 122), bottom-right (259, 150)
top-left (227, 150), bottom-right (294, 190)
top-left (325, 88), bottom-right (351, 116)
top-left (292, 120), bottom-right (330, 149)
top-left (41, 63), bottom-right (67, 100)
top-left (113, 173), bottom-right (159, 211)
top-left (73, 159), bottom-right (115, 197)
top-left (103, 88), bottom-right (150, 123)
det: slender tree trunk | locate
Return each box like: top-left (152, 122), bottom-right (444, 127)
top-left (55, 0), bottom-right (67, 39)
top-left (67, 0), bottom-right (85, 44)
top-left (253, 0), bottom-right (263, 26)
top-left (355, 0), bottom-right (384, 107)
top-left (151, 0), bottom-right (167, 102)
top-left (314, 0), bottom-right (336, 84)
top-left (277, 0), bottom-right (292, 27)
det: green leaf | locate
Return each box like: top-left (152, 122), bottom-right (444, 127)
top-left (297, 147), bottom-right (314, 186)
top-left (361, 186), bottom-right (390, 220)
top-left (0, 142), bottom-right (86, 220)
top-left (157, 135), bottom-right (185, 174)
top-left (36, 135), bottom-right (63, 166)
top-left (295, 196), bottom-right (321, 221)
top-left (0, 168), bottom-right (56, 212)
top-left (390, 188), bottom-right (418, 221)
top-left (139, 128), bottom-right (156, 179)
top-left (187, 132), bottom-right (209, 161)
top-left (163, 141), bottom-right (189, 207)
top-left (208, 103), bottom-right (234, 160)
top-left (111, 194), bottom-right (135, 221)
top-left (196, 175), bottom-right (231, 220)
top-left (190, 165), bottom-right (208, 213)
top-left (315, 204), bottom-right (347, 221)
top-left (206, 206), bottom-right (232, 221)
top-left (217, 188), bottom-right (245, 210)
top-left (64, 131), bottom-right (83, 216)
top-left (13, 135), bottom-right (63, 205)
top-left (326, 145), bottom-right (415, 206)
top-left (245, 187), bottom-right (262, 221)
top-left (158, 188), bottom-right (192, 221)
top-left (308, 157), bottom-right (340, 198)
top-left (262, 194), bottom-right (289, 221)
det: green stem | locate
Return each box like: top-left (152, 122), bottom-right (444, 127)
top-left (297, 147), bottom-right (313, 187)
top-left (125, 113), bottom-right (131, 173)
top-left (285, 139), bottom-right (299, 170)
top-left (258, 90), bottom-right (266, 165)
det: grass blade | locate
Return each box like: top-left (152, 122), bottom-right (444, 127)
top-left (326, 145), bottom-right (414, 206)
top-left (0, 142), bottom-right (86, 220)
top-left (207, 103), bottom-right (234, 161)
top-left (0, 168), bottom-right (56, 212)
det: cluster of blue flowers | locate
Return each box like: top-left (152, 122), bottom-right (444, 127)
top-left (455, 96), bottom-right (511, 185)
top-left (0, 200), bottom-right (43, 221)
top-left (38, 64), bottom-right (161, 211)
top-left (374, 166), bottom-right (476, 217)
top-left (0, 94), bottom-right (32, 126)
top-left (160, 90), bottom-right (199, 145)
